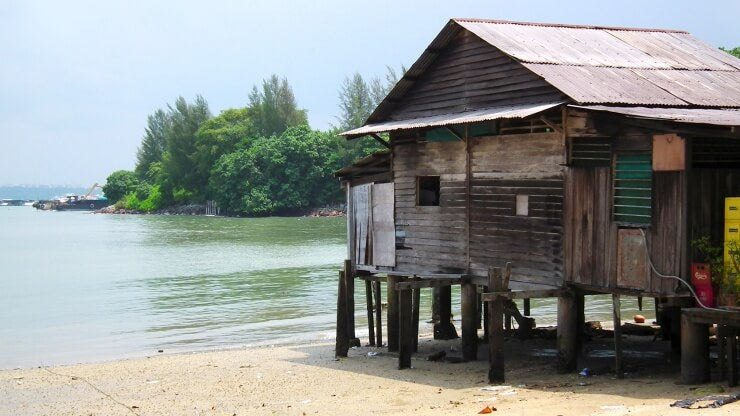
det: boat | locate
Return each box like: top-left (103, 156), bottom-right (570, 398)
top-left (32, 183), bottom-right (109, 211)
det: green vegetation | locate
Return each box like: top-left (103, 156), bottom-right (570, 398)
top-left (105, 70), bottom-right (402, 215)
top-left (720, 47), bottom-right (740, 59)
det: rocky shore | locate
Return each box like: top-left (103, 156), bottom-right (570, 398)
top-left (97, 204), bottom-right (345, 217)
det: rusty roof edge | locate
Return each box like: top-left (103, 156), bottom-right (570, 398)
top-left (364, 19), bottom-right (462, 124)
top-left (451, 17), bottom-right (690, 34)
top-left (343, 102), bottom-right (565, 138)
top-left (569, 104), bottom-right (740, 126)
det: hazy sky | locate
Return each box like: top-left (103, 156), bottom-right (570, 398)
top-left (1, 0), bottom-right (738, 186)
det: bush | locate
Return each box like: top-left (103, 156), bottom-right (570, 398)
top-left (139, 185), bottom-right (163, 212)
top-left (103, 170), bottom-right (140, 203)
top-left (121, 192), bottom-right (141, 211)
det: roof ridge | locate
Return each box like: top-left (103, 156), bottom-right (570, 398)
top-left (452, 18), bottom-right (689, 34)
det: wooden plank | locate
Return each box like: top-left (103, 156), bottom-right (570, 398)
top-left (396, 278), bottom-right (461, 290)
top-left (344, 259), bottom-right (357, 344)
top-left (481, 288), bottom-right (565, 301)
top-left (372, 182), bottom-right (396, 267)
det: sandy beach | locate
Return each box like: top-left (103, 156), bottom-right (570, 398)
top-left (2, 330), bottom-right (738, 416)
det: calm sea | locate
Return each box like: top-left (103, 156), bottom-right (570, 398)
top-left (0, 207), bottom-right (652, 369)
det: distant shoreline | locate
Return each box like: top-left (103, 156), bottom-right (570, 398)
top-left (96, 204), bottom-right (345, 218)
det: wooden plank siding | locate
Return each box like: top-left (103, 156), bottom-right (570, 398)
top-left (389, 30), bottom-right (565, 121)
top-left (393, 140), bottom-right (469, 274)
top-left (468, 132), bottom-right (565, 289)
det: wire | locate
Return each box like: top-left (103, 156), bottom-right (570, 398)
top-left (639, 228), bottom-right (728, 313)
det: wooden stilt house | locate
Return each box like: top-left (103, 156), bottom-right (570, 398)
top-left (335, 18), bottom-right (740, 381)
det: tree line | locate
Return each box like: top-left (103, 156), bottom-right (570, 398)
top-left (103, 69), bottom-right (402, 215)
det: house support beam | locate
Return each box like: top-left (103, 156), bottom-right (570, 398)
top-left (556, 291), bottom-right (578, 373)
top-left (433, 286), bottom-right (459, 340)
top-left (461, 279), bottom-right (479, 361)
top-left (488, 267), bottom-right (505, 383)
top-left (387, 274), bottom-right (400, 352)
top-left (613, 294), bottom-right (624, 379)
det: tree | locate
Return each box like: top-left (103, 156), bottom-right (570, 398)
top-left (193, 107), bottom-right (253, 198)
top-left (336, 73), bottom-right (375, 131)
top-left (135, 109), bottom-right (170, 179)
top-left (162, 95), bottom-right (211, 200)
top-left (720, 47), bottom-right (740, 59)
top-left (249, 75), bottom-right (308, 136)
top-left (209, 126), bottom-right (342, 215)
top-left (103, 170), bottom-right (140, 203)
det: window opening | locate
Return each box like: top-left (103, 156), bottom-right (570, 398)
top-left (417, 176), bottom-right (440, 206)
top-left (613, 153), bottom-right (652, 226)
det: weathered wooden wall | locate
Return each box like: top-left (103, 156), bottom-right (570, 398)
top-left (468, 132), bottom-right (565, 289)
top-left (563, 118), bottom-right (687, 294)
top-left (393, 140), bottom-right (468, 274)
top-left (389, 30), bottom-right (564, 121)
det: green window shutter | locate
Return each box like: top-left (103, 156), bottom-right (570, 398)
top-left (613, 153), bottom-right (652, 225)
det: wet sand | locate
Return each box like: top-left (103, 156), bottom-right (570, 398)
top-left (2, 333), bottom-right (738, 416)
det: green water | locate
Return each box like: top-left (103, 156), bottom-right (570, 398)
top-left (0, 206), bottom-right (653, 369)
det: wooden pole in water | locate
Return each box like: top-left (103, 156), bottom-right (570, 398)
top-left (461, 279), bottom-right (478, 361)
top-left (612, 294), bottom-right (624, 379)
top-left (373, 281), bottom-right (383, 347)
top-left (488, 267), bottom-right (505, 383)
top-left (387, 275), bottom-right (400, 352)
top-left (365, 280), bottom-right (375, 346)
top-left (556, 291), bottom-right (578, 373)
top-left (398, 286), bottom-right (413, 369)
top-left (335, 270), bottom-right (349, 358)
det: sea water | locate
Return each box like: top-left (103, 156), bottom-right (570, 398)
top-left (0, 206), bottom-right (652, 369)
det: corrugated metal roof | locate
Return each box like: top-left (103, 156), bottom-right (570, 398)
top-left (570, 105), bottom-right (740, 126)
top-left (456, 19), bottom-right (740, 71)
top-left (342, 102), bottom-right (563, 138)
top-left (357, 18), bottom-right (740, 133)
top-left (453, 19), bottom-right (740, 107)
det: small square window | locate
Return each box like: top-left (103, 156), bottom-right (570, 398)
top-left (417, 176), bottom-right (440, 206)
top-left (516, 194), bottom-right (529, 216)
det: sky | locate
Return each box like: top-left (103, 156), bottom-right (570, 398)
top-left (1, 0), bottom-right (738, 186)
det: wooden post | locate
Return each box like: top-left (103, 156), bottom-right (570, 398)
top-left (612, 294), bottom-right (624, 379)
top-left (344, 260), bottom-right (359, 346)
top-left (461, 280), bottom-right (478, 361)
top-left (365, 280), bottom-right (375, 346)
top-left (523, 298), bottom-right (531, 316)
top-left (556, 292), bottom-right (578, 373)
top-left (373, 281), bottom-right (382, 347)
top-left (412, 286), bottom-right (420, 352)
top-left (433, 286), bottom-right (458, 340)
top-left (680, 313), bottom-right (709, 384)
top-left (728, 327), bottom-right (737, 387)
top-left (335, 270), bottom-right (349, 358)
top-left (576, 293), bottom-right (585, 349)
top-left (398, 287), bottom-right (413, 369)
top-left (488, 267), bottom-right (505, 383)
top-left (387, 275), bottom-right (400, 352)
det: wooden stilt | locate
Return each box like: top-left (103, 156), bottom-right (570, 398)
top-left (523, 298), bottom-right (531, 316)
top-left (335, 270), bottom-right (349, 357)
top-left (344, 260), bottom-right (359, 346)
top-left (556, 293), bottom-right (578, 373)
top-left (680, 313), bottom-right (709, 384)
top-left (387, 275), bottom-right (400, 352)
top-left (488, 267), bottom-right (505, 383)
top-left (727, 327), bottom-right (737, 387)
top-left (433, 286), bottom-right (458, 339)
top-left (483, 290), bottom-right (489, 339)
top-left (373, 281), bottom-right (382, 347)
top-left (412, 286), bottom-right (420, 353)
top-left (365, 280), bottom-right (375, 346)
top-left (461, 280), bottom-right (478, 361)
top-left (612, 294), bottom-right (624, 379)
top-left (398, 287), bottom-right (413, 369)
top-left (576, 293), bottom-right (585, 349)
top-left (504, 311), bottom-right (512, 330)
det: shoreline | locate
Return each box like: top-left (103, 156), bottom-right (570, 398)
top-left (3, 334), bottom-right (738, 415)
top-left (96, 204), bottom-right (345, 218)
